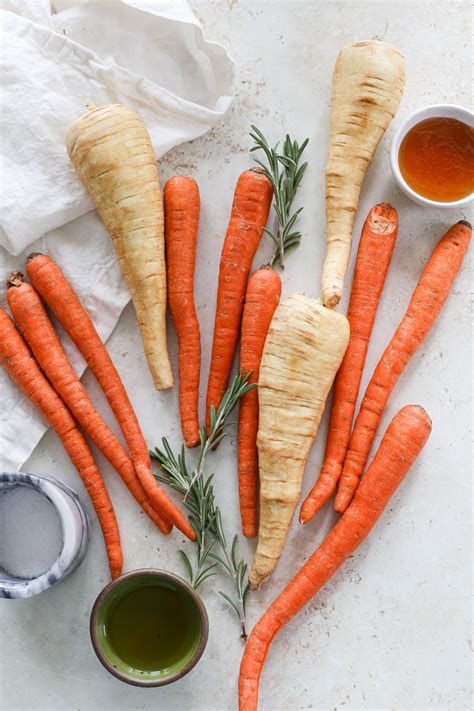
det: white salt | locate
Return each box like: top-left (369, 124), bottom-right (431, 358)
top-left (0, 485), bottom-right (63, 579)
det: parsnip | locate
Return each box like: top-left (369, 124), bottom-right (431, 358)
top-left (67, 104), bottom-right (173, 389)
top-left (249, 293), bottom-right (349, 589)
top-left (322, 40), bottom-right (405, 308)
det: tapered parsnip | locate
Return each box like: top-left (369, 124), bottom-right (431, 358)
top-left (322, 40), bottom-right (405, 308)
top-left (67, 104), bottom-right (173, 389)
top-left (249, 294), bottom-right (349, 589)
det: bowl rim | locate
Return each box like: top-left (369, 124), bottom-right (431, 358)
top-left (0, 471), bottom-right (89, 598)
top-left (390, 103), bottom-right (474, 209)
top-left (90, 568), bottom-right (209, 687)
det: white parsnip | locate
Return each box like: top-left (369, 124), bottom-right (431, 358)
top-left (323, 40), bottom-right (405, 308)
top-left (67, 104), bottom-right (173, 389)
top-left (249, 293), bottom-right (349, 589)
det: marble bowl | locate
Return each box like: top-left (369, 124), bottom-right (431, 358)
top-left (0, 472), bottom-right (90, 599)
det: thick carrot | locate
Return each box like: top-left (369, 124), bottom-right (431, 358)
top-left (6, 273), bottom-right (171, 535)
top-left (237, 266), bottom-right (282, 537)
top-left (26, 253), bottom-right (195, 541)
top-left (335, 220), bottom-right (471, 513)
top-left (239, 404), bottom-right (432, 711)
top-left (300, 203), bottom-right (398, 524)
top-left (206, 170), bottom-right (273, 431)
top-left (0, 309), bottom-right (123, 579)
top-left (164, 176), bottom-right (201, 449)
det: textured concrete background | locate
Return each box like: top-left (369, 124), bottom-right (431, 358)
top-left (1, 1), bottom-right (472, 710)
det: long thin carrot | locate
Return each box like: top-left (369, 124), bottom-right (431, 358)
top-left (26, 253), bottom-right (195, 541)
top-left (6, 273), bottom-right (171, 535)
top-left (300, 203), bottom-right (398, 524)
top-left (239, 404), bottom-right (432, 711)
top-left (335, 219), bottom-right (471, 513)
top-left (0, 309), bottom-right (123, 579)
top-left (164, 176), bottom-right (201, 449)
top-left (237, 266), bottom-right (281, 537)
top-left (206, 170), bottom-right (273, 431)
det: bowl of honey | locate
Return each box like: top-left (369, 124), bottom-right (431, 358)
top-left (390, 104), bottom-right (473, 208)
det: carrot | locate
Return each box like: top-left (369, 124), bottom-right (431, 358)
top-left (206, 170), bottom-right (273, 431)
top-left (164, 176), bottom-right (201, 449)
top-left (67, 104), bottom-right (173, 390)
top-left (26, 253), bottom-right (196, 541)
top-left (335, 220), bottom-right (471, 512)
top-left (237, 266), bottom-right (282, 537)
top-left (322, 40), bottom-right (405, 308)
top-left (0, 308), bottom-right (123, 579)
top-left (249, 294), bottom-right (349, 588)
top-left (300, 203), bottom-right (398, 524)
top-left (239, 404), bottom-right (432, 711)
top-left (6, 273), bottom-right (171, 535)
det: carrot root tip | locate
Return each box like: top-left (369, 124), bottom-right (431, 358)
top-left (6, 271), bottom-right (24, 288)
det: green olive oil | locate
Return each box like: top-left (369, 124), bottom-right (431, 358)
top-left (106, 583), bottom-right (201, 672)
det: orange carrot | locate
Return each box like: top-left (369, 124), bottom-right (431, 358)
top-left (300, 203), bottom-right (398, 524)
top-left (237, 266), bottom-right (281, 537)
top-left (335, 219), bottom-right (471, 513)
top-left (239, 404), bottom-right (432, 711)
top-left (0, 308), bottom-right (123, 579)
top-left (164, 176), bottom-right (201, 449)
top-left (26, 253), bottom-right (195, 541)
top-left (6, 273), bottom-right (171, 535)
top-left (206, 170), bottom-right (273, 431)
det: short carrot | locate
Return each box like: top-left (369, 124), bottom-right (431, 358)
top-left (6, 273), bottom-right (171, 535)
top-left (26, 253), bottom-right (195, 541)
top-left (239, 404), bottom-right (432, 711)
top-left (335, 220), bottom-right (471, 513)
top-left (0, 308), bottom-right (123, 580)
top-left (237, 266), bottom-right (282, 537)
top-left (206, 170), bottom-right (273, 431)
top-left (164, 176), bottom-right (201, 449)
top-left (300, 203), bottom-right (398, 524)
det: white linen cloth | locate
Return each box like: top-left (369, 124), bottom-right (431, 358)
top-left (0, 0), bottom-right (234, 469)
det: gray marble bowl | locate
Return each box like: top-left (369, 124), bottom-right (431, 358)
top-left (0, 472), bottom-right (90, 599)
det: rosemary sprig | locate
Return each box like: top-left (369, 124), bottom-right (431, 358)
top-left (250, 125), bottom-right (308, 269)
top-left (150, 371), bottom-right (255, 640)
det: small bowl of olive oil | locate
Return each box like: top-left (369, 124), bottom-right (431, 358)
top-left (90, 569), bottom-right (209, 686)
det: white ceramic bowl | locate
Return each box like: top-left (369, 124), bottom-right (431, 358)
top-left (390, 104), bottom-right (474, 208)
top-left (0, 472), bottom-right (90, 599)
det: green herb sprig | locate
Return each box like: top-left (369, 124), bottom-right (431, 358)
top-left (150, 371), bottom-right (255, 640)
top-left (250, 125), bottom-right (308, 269)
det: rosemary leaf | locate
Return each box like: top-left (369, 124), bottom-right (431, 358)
top-left (150, 370), bottom-right (255, 639)
top-left (250, 124), bottom-right (308, 269)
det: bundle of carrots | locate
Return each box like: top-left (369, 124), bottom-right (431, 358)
top-left (1, 255), bottom-right (195, 579)
top-left (237, 219), bottom-right (470, 706)
top-left (302, 219), bottom-right (471, 523)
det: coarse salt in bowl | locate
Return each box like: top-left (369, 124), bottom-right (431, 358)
top-left (0, 472), bottom-right (90, 599)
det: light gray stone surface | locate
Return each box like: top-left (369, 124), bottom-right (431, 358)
top-left (1, 1), bottom-right (472, 709)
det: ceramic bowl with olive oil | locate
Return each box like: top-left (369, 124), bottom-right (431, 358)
top-left (90, 569), bottom-right (209, 687)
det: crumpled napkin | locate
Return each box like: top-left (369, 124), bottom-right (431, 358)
top-left (0, 0), bottom-right (234, 470)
